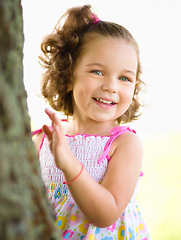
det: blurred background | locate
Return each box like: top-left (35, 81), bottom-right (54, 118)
top-left (22, 0), bottom-right (181, 239)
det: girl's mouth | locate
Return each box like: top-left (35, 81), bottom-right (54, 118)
top-left (93, 98), bottom-right (116, 105)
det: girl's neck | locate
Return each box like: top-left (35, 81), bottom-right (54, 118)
top-left (64, 119), bottom-right (117, 136)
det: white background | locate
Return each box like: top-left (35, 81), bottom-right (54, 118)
top-left (22, 0), bottom-right (181, 135)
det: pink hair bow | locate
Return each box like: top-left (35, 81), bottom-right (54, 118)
top-left (92, 13), bottom-right (100, 24)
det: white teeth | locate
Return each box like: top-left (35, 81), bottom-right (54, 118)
top-left (96, 98), bottom-right (114, 104)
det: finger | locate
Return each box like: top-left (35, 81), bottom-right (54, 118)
top-left (45, 108), bottom-right (56, 123)
top-left (53, 112), bottom-right (64, 129)
top-left (45, 108), bottom-right (59, 130)
top-left (45, 108), bottom-right (64, 133)
top-left (42, 125), bottom-right (53, 142)
top-left (54, 123), bottom-right (62, 142)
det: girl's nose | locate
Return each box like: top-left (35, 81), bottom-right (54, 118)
top-left (101, 77), bottom-right (118, 93)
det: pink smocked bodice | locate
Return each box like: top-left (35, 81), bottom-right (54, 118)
top-left (36, 126), bottom-right (151, 240)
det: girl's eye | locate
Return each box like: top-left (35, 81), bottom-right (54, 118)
top-left (92, 70), bottom-right (103, 76)
top-left (119, 76), bottom-right (130, 82)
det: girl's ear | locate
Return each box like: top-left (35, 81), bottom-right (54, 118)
top-left (135, 80), bottom-right (139, 88)
top-left (67, 82), bottom-right (73, 92)
top-left (135, 79), bottom-right (139, 85)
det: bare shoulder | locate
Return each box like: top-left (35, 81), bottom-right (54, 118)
top-left (120, 131), bottom-right (143, 152)
top-left (34, 131), bottom-right (44, 154)
top-left (109, 131), bottom-right (143, 167)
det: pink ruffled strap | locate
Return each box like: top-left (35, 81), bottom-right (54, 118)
top-left (31, 128), bottom-right (46, 154)
top-left (97, 126), bottom-right (136, 165)
top-left (31, 128), bottom-right (42, 137)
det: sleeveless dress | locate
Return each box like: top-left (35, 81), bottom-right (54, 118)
top-left (33, 126), bottom-right (151, 240)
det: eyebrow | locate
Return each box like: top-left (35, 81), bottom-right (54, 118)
top-left (86, 62), bottom-right (136, 77)
top-left (124, 69), bottom-right (136, 77)
top-left (86, 62), bottom-right (106, 68)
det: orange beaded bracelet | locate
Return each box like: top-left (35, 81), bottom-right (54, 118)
top-left (63, 163), bottom-right (84, 185)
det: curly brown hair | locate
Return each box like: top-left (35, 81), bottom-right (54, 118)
top-left (39, 5), bottom-right (145, 123)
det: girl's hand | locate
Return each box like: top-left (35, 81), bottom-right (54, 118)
top-left (42, 108), bottom-right (74, 171)
top-left (41, 109), bottom-right (143, 228)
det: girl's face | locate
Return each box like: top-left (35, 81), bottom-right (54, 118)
top-left (71, 37), bottom-right (138, 126)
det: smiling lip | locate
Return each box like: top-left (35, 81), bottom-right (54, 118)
top-left (93, 97), bottom-right (116, 109)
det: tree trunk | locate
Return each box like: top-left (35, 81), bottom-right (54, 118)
top-left (0, 1), bottom-right (59, 239)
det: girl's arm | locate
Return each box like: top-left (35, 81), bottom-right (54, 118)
top-left (34, 131), bottom-right (43, 155)
top-left (43, 109), bottom-right (143, 228)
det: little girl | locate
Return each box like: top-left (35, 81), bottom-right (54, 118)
top-left (33, 5), bottom-right (151, 240)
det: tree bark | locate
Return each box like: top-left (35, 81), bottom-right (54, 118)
top-left (0, 1), bottom-right (59, 239)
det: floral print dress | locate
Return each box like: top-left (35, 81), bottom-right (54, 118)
top-left (37, 126), bottom-right (152, 240)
